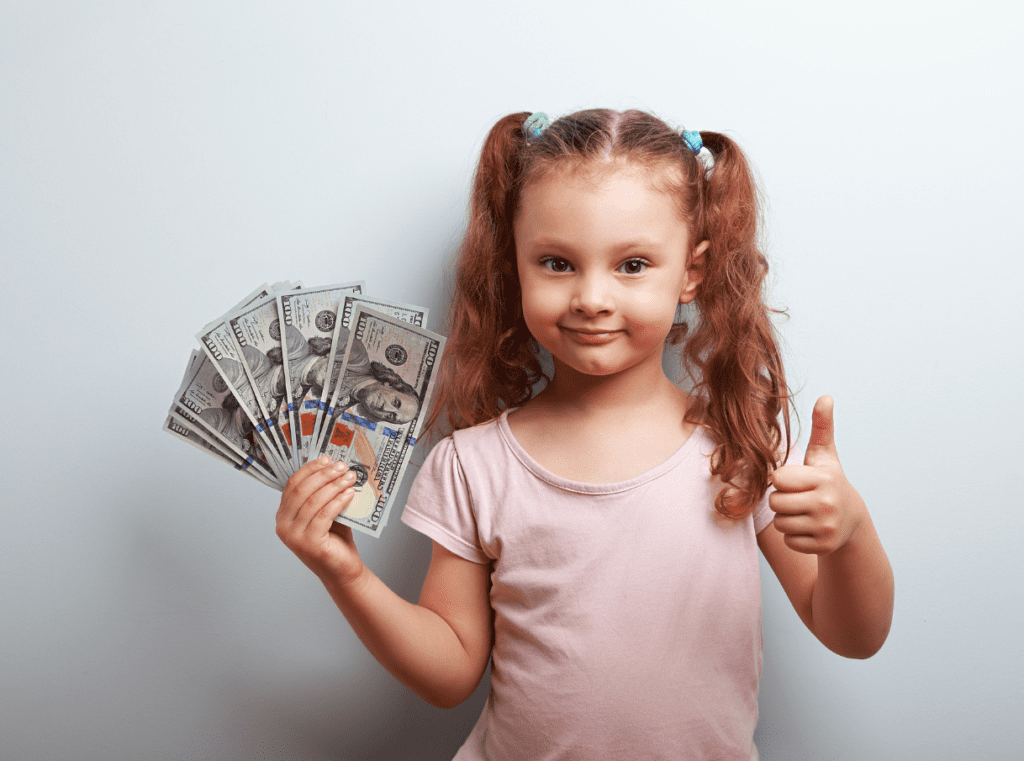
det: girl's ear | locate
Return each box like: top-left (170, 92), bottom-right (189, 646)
top-left (679, 240), bottom-right (709, 304)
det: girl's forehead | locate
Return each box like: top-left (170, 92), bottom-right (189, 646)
top-left (514, 160), bottom-right (695, 248)
top-left (521, 158), bottom-right (684, 202)
top-left (517, 159), bottom-right (687, 219)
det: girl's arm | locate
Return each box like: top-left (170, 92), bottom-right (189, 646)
top-left (276, 457), bottom-right (493, 708)
top-left (757, 396), bottom-right (894, 659)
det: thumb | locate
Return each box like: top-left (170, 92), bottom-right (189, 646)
top-left (804, 395), bottom-right (838, 465)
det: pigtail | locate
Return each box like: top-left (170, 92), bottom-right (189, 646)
top-left (682, 131), bottom-right (791, 518)
top-left (423, 113), bottom-right (545, 438)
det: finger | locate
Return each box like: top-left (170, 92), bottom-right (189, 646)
top-left (781, 532), bottom-right (829, 555)
top-left (279, 456), bottom-right (332, 508)
top-left (770, 463), bottom-right (820, 494)
top-left (276, 474), bottom-right (355, 551)
top-left (305, 483), bottom-right (357, 537)
top-left (278, 458), bottom-right (346, 521)
top-left (298, 472), bottom-right (358, 534)
top-left (769, 488), bottom-right (819, 515)
top-left (285, 455), bottom-right (333, 490)
top-left (771, 511), bottom-right (817, 536)
top-left (804, 395), bottom-right (837, 466)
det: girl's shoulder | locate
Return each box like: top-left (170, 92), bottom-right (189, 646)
top-left (448, 410), bottom-right (512, 454)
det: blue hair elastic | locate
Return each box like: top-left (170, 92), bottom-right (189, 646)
top-left (681, 128), bottom-right (715, 178)
top-left (681, 129), bottom-right (703, 154)
top-left (523, 112), bottom-right (550, 142)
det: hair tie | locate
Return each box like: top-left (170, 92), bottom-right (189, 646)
top-left (681, 129), bottom-right (715, 178)
top-left (523, 112), bottom-right (550, 143)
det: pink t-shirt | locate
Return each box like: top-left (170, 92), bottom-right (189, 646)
top-left (401, 411), bottom-right (773, 761)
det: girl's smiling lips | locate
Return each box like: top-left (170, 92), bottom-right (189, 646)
top-left (558, 326), bottom-right (623, 344)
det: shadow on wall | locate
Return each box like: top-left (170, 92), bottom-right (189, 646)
top-left (180, 666), bottom-right (490, 761)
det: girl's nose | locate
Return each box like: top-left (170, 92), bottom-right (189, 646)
top-left (570, 274), bottom-right (613, 316)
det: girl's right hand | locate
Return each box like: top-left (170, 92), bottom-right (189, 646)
top-left (276, 456), bottom-right (364, 587)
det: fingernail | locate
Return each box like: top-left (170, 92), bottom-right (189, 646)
top-left (332, 461), bottom-right (347, 471)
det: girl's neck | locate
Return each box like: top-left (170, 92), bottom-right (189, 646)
top-left (507, 355), bottom-right (698, 484)
top-left (533, 355), bottom-right (684, 420)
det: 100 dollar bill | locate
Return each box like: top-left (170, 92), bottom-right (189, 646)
top-left (197, 313), bottom-right (295, 478)
top-left (172, 352), bottom-right (285, 487)
top-left (276, 282), bottom-right (364, 468)
top-left (310, 293), bottom-right (429, 454)
top-left (314, 306), bottom-right (445, 537)
top-left (226, 292), bottom-right (305, 469)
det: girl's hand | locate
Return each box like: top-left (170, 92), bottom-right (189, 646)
top-left (769, 396), bottom-right (867, 555)
top-left (276, 456), bottom-right (365, 586)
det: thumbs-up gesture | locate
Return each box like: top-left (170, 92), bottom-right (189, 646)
top-left (769, 396), bottom-right (867, 555)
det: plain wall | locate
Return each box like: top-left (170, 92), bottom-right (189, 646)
top-left (2, 1), bottom-right (1022, 758)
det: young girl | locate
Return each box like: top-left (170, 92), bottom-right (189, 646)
top-left (275, 109), bottom-right (894, 760)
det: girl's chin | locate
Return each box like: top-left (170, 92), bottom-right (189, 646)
top-left (551, 356), bottom-right (662, 380)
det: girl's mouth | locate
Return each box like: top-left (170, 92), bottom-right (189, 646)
top-left (560, 327), bottom-right (622, 345)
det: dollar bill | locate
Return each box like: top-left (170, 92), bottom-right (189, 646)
top-left (172, 352), bottom-right (286, 487)
top-left (314, 306), bottom-right (445, 537)
top-left (164, 351), bottom-right (267, 481)
top-left (197, 316), bottom-right (295, 478)
top-left (196, 282), bottom-right (302, 475)
top-left (164, 412), bottom-right (279, 489)
top-left (310, 293), bottom-right (429, 456)
top-left (224, 293), bottom-right (304, 470)
top-left (276, 282), bottom-right (364, 468)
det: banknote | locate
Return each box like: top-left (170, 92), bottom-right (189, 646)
top-left (197, 297), bottom-right (299, 478)
top-left (309, 293), bottom-right (429, 455)
top-left (164, 351), bottom-right (268, 481)
top-left (314, 306), bottom-right (445, 537)
top-left (172, 352), bottom-right (285, 487)
top-left (225, 293), bottom-right (304, 469)
top-left (164, 412), bottom-right (279, 489)
top-left (276, 282), bottom-right (364, 468)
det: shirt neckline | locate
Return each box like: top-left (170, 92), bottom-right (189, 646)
top-left (495, 409), bottom-right (707, 495)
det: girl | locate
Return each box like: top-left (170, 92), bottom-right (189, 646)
top-left (275, 109), bottom-right (894, 760)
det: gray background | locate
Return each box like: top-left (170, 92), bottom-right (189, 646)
top-left (2, 1), bottom-right (1021, 759)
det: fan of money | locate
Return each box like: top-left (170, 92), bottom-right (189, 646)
top-left (164, 281), bottom-right (446, 537)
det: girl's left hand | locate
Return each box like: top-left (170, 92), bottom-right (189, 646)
top-left (769, 396), bottom-right (867, 555)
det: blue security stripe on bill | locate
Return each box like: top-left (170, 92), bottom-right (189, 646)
top-left (341, 410), bottom-right (374, 431)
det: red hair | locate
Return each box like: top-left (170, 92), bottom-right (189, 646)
top-left (424, 109), bottom-right (791, 518)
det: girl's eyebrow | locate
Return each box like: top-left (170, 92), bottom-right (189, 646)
top-left (524, 237), bottom-right (666, 253)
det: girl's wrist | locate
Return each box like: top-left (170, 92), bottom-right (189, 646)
top-left (322, 559), bottom-right (370, 600)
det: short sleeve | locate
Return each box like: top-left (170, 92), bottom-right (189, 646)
top-left (753, 486), bottom-right (774, 534)
top-left (400, 436), bottom-right (490, 565)
top-left (754, 445), bottom-right (805, 535)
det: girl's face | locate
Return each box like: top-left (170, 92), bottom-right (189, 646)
top-left (514, 163), bottom-right (705, 380)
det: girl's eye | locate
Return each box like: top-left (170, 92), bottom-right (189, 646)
top-left (540, 257), bottom-right (572, 273)
top-left (618, 258), bottom-right (650, 275)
